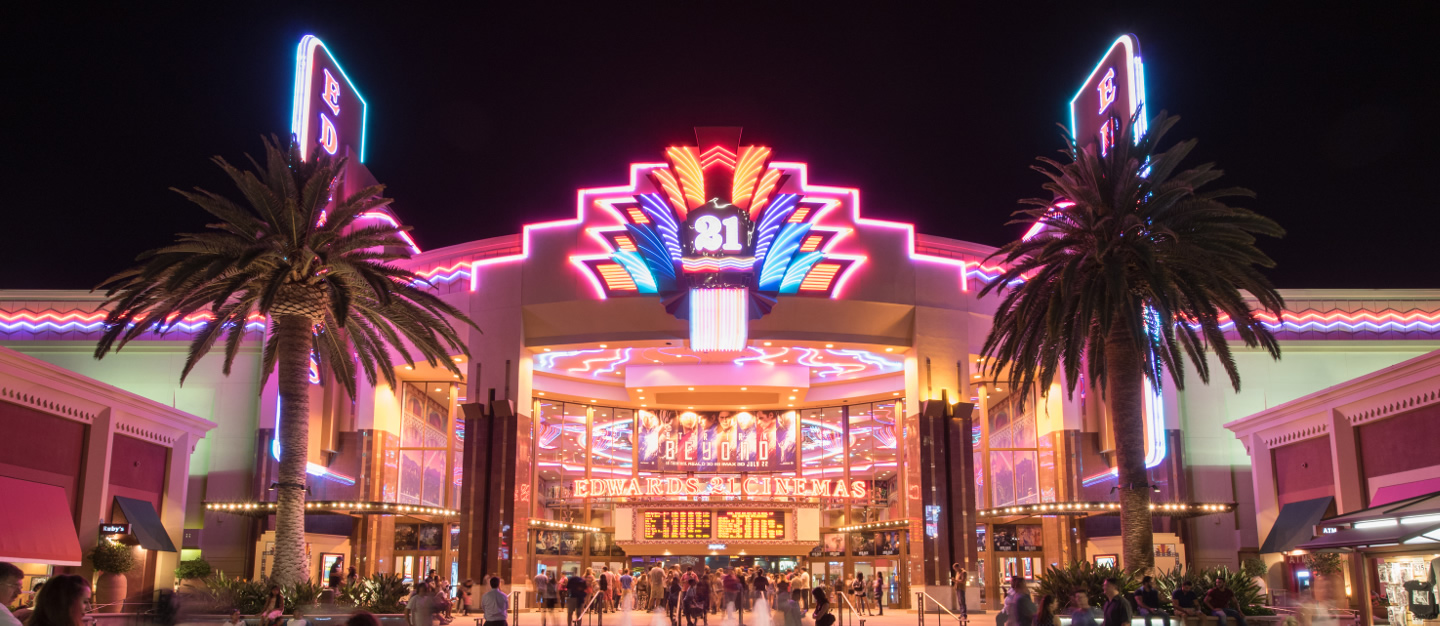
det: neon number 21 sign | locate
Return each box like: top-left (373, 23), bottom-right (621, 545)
top-left (693, 215), bottom-right (743, 252)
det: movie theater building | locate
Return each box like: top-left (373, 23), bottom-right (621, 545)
top-left (6, 35), bottom-right (1440, 613)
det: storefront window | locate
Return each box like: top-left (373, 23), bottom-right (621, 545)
top-left (987, 393), bottom-right (1039, 507)
top-left (399, 382), bottom-right (456, 506)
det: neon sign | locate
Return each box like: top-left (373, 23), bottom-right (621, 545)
top-left (1096, 67), bottom-right (1117, 114)
top-left (573, 476), bottom-right (869, 499)
top-left (291, 35), bottom-right (367, 162)
top-left (1070, 34), bottom-right (1147, 153)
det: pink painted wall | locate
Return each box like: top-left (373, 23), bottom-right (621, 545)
top-left (108, 434), bottom-right (168, 511)
top-left (0, 400), bottom-right (86, 510)
top-left (1272, 436), bottom-right (1335, 506)
top-left (1357, 403), bottom-right (1440, 480)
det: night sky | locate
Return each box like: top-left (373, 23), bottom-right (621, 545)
top-left (5, 4), bottom-right (1437, 290)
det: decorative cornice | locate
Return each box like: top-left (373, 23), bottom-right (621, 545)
top-left (0, 346), bottom-right (217, 441)
top-left (1346, 387), bottom-right (1440, 426)
top-left (1262, 422), bottom-right (1330, 448)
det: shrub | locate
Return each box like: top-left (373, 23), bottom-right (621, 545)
top-left (363, 573), bottom-right (411, 614)
top-left (199, 572), bottom-right (268, 614)
top-left (283, 580), bottom-right (326, 611)
top-left (338, 579), bottom-right (370, 608)
top-left (1154, 565), bottom-right (1270, 615)
top-left (90, 541), bottom-right (135, 574)
top-left (176, 558), bottom-right (214, 581)
top-left (1035, 561), bottom-right (1138, 610)
top-left (1241, 557), bottom-right (1267, 580)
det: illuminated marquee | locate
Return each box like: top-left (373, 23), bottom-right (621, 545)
top-left (570, 128), bottom-right (860, 352)
top-left (716, 510), bottom-right (785, 540)
top-left (642, 510), bottom-right (713, 540)
top-left (574, 476), bottom-right (869, 499)
top-left (292, 35), bottom-right (367, 161)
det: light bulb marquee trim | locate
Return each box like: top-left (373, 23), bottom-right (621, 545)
top-left (978, 501), bottom-right (1235, 519)
top-left (204, 500), bottom-right (458, 518)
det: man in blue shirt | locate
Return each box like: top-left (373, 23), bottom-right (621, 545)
top-left (1135, 576), bottom-right (1171, 626)
top-left (1071, 590), bottom-right (1100, 626)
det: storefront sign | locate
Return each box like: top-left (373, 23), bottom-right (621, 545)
top-left (99, 523), bottom-right (130, 535)
top-left (708, 544), bottom-right (727, 550)
top-left (716, 510), bottom-right (785, 540)
top-left (292, 35), bottom-right (367, 162)
top-left (1070, 35), bottom-right (1146, 157)
top-left (642, 510), bottom-right (713, 540)
top-left (637, 409), bottom-right (798, 472)
top-left (574, 476), bottom-right (869, 499)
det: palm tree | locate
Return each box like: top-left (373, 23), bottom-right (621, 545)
top-left (978, 112), bottom-right (1283, 571)
top-left (94, 136), bottom-right (475, 585)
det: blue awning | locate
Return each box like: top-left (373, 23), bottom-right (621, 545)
top-left (1260, 496), bottom-right (1334, 554)
top-left (113, 496), bottom-right (176, 552)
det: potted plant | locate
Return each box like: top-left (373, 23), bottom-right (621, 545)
top-left (175, 558), bottom-right (213, 592)
top-left (1304, 552), bottom-right (1347, 604)
top-left (90, 540), bottom-right (135, 613)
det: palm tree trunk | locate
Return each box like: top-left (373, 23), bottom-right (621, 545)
top-left (271, 314), bottom-right (312, 585)
top-left (1105, 319), bottom-right (1155, 572)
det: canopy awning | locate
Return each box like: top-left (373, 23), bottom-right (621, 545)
top-left (1295, 519), bottom-right (1440, 551)
top-left (114, 496), bottom-right (176, 552)
top-left (1319, 492), bottom-right (1440, 529)
top-left (1260, 496), bottom-right (1334, 554)
top-left (0, 476), bottom-right (82, 565)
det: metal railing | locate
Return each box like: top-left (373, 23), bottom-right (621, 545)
top-left (581, 590), bottom-right (602, 626)
top-left (838, 589), bottom-right (859, 626)
top-left (915, 591), bottom-right (966, 626)
top-left (509, 590), bottom-right (522, 626)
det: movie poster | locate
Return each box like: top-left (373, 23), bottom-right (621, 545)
top-left (850, 533), bottom-right (875, 556)
top-left (877, 531), bottom-right (901, 556)
top-left (822, 533), bottom-right (846, 556)
top-left (534, 531), bottom-right (583, 556)
top-left (637, 410), bottom-right (798, 472)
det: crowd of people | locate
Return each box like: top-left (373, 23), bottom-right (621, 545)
top-left (1000, 574), bottom-right (1252, 626)
top-left (527, 564), bottom-right (882, 626)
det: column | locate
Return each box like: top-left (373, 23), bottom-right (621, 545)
top-left (77, 408), bottom-right (117, 578)
top-left (1328, 409), bottom-right (1365, 513)
top-left (156, 432), bottom-right (194, 593)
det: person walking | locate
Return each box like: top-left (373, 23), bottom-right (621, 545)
top-left (459, 580), bottom-right (474, 617)
top-left (535, 570), bottom-right (554, 626)
top-left (1070, 590), bottom-right (1099, 626)
top-left (1003, 576), bottom-right (1036, 626)
top-left (406, 584), bottom-right (434, 626)
top-left (1101, 578), bottom-right (1134, 626)
top-left (722, 569), bottom-right (744, 626)
top-left (1035, 595), bottom-right (1061, 626)
top-left (566, 571), bottom-right (587, 626)
top-left (1135, 576), bottom-right (1171, 626)
top-left (481, 577), bottom-right (510, 626)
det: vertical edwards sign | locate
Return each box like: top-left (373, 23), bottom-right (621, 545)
top-left (291, 35), bottom-right (368, 162)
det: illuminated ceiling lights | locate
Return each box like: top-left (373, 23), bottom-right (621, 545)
top-left (690, 288), bottom-right (748, 352)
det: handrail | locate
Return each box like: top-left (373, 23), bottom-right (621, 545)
top-left (838, 589), bottom-right (858, 626)
top-left (581, 589), bottom-right (601, 626)
top-left (915, 591), bottom-right (966, 626)
top-left (509, 590), bottom-right (522, 626)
